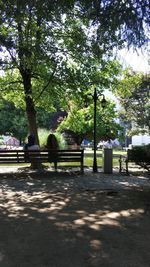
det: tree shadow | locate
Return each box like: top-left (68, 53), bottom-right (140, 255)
top-left (0, 174), bottom-right (150, 267)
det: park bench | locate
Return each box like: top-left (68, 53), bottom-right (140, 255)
top-left (119, 150), bottom-right (137, 175)
top-left (0, 149), bottom-right (84, 173)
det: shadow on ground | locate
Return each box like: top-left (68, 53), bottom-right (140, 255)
top-left (0, 170), bottom-right (150, 267)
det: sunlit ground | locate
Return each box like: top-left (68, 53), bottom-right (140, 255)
top-left (0, 171), bottom-right (150, 267)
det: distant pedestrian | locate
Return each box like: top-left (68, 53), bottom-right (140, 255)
top-left (46, 134), bottom-right (59, 170)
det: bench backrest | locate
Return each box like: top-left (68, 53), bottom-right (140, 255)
top-left (0, 149), bottom-right (84, 163)
top-left (0, 150), bottom-right (25, 163)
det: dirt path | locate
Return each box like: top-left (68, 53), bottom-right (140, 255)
top-left (0, 169), bottom-right (150, 267)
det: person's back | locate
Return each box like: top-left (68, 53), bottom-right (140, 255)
top-left (28, 144), bottom-right (40, 151)
top-left (24, 134), bottom-right (40, 150)
top-left (46, 134), bottom-right (59, 170)
top-left (24, 134), bottom-right (40, 168)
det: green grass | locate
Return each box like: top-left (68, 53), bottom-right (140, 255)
top-left (84, 149), bottom-right (126, 167)
top-left (0, 149), bottom-right (125, 169)
top-left (84, 157), bottom-right (120, 167)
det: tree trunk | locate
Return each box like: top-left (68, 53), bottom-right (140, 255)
top-left (21, 71), bottom-right (39, 145)
top-left (25, 95), bottom-right (39, 145)
top-left (17, 16), bottom-right (40, 168)
top-left (21, 71), bottom-right (41, 169)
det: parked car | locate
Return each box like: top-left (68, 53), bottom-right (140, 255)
top-left (81, 139), bottom-right (93, 149)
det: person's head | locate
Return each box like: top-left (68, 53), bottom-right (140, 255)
top-left (28, 134), bottom-right (35, 146)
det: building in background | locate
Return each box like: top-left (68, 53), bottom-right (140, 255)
top-left (132, 135), bottom-right (150, 146)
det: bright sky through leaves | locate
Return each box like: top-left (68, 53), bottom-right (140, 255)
top-left (118, 48), bottom-right (150, 73)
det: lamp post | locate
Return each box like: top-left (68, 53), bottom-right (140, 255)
top-left (92, 88), bottom-right (106, 172)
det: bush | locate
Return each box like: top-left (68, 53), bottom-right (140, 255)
top-left (129, 144), bottom-right (150, 173)
top-left (38, 128), bottom-right (50, 148)
top-left (38, 128), bottom-right (67, 149)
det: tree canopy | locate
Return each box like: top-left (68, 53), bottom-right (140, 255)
top-left (57, 98), bottom-right (122, 143)
top-left (0, 98), bottom-right (52, 142)
top-left (114, 71), bottom-right (150, 135)
top-left (0, 0), bottom-right (149, 143)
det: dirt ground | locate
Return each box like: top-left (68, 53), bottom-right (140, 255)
top-left (0, 168), bottom-right (150, 267)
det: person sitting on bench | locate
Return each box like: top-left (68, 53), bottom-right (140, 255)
top-left (46, 134), bottom-right (59, 171)
top-left (24, 134), bottom-right (40, 168)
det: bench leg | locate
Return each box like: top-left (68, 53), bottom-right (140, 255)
top-left (81, 160), bottom-right (84, 174)
top-left (119, 156), bottom-right (122, 173)
top-left (81, 166), bottom-right (84, 174)
top-left (126, 160), bottom-right (129, 175)
top-left (54, 161), bottom-right (57, 171)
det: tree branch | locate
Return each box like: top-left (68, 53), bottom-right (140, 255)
top-left (34, 65), bottom-right (57, 102)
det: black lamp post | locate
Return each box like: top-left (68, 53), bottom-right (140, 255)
top-left (92, 88), bottom-right (106, 172)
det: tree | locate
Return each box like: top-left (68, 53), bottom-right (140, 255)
top-left (114, 71), bottom-right (150, 135)
top-left (83, 0), bottom-right (149, 47)
top-left (0, 1), bottom-right (79, 144)
top-left (0, 99), bottom-right (28, 142)
top-left (0, 0), bottom-right (149, 145)
top-left (57, 98), bottom-right (122, 144)
top-left (0, 98), bottom-right (51, 143)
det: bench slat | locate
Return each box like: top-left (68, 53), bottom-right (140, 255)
top-left (0, 149), bottom-right (84, 173)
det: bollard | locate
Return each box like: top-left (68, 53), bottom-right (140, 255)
top-left (103, 148), bottom-right (113, 174)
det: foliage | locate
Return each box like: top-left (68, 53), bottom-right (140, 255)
top-left (36, 108), bottom-right (52, 129)
top-left (34, 128), bottom-right (50, 149)
top-left (78, 0), bottom-right (149, 49)
top-left (114, 71), bottom-right (150, 135)
top-left (0, 0), bottom-right (149, 144)
top-left (128, 145), bottom-right (150, 172)
top-left (37, 128), bottom-right (66, 149)
top-left (0, 99), bottom-right (28, 141)
top-left (0, 99), bottom-right (52, 141)
top-left (55, 132), bottom-right (67, 149)
top-left (0, 136), bottom-right (3, 145)
top-left (57, 98), bottom-right (122, 143)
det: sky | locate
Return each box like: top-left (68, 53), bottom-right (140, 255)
top-left (105, 47), bottom-right (150, 106)
top-left (118, 48), bottom-right (150, 73)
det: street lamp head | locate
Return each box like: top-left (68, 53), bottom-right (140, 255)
top-left (101, 95), bottom-right (107, 108)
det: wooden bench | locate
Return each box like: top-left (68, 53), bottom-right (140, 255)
top-left (0, 149), bottom-right (84, 173)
